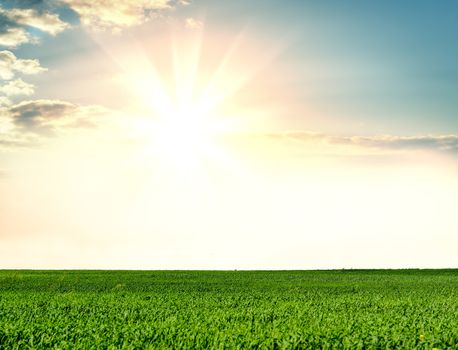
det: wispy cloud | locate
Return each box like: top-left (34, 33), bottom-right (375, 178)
top-left (269, 131), bottom-right (458, 154)
top-left (0, 132), bottom-right (38, 150)
top-left (0, 98), bottom-right (112, 150)
top-left (61, 0), bottom-right (189, 32)
top-left (333, 134), bottom-right (458, 152)
top-left (7, 99), bottom-right (109, 132)
top-left (185, 17), bottom-right (203, 30)
top-left (0, 111), bottom-right (39, 150)
top-left (8, 99), bottom-right (77, 130)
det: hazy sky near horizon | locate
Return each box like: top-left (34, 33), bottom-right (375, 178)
top-left (1, 0), bottom-right (458, 269)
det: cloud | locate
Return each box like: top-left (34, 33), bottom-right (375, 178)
top-left (61, 0), bottom-right (188, 31)
top-left (0, 78), bottom-right (35, 96)
top-left (1, 7), bottom-right (69, 35)
top-left (0, 51), bottom-right (46, 102)
top-left (0, 98), bottom-right (112, 151)
top-left (0, 4), bottom-right (68, 47)
top-left (0, 50), bottom-right (47, 79)
top-left (0, 110), bottom-right (38, 150)
top-left (0, 26), bottom-right (32, 48)
top-left (0, 96), bottom-right (127, 156)
top-left (185, 17), bottom-right (202, 30)
top-left (0, 96), bottom-right (11, 106)
top-left (0, 1), bottom-right (188, 45)
top-left (332, 135), bottom-right (458, 152)
top-left (270, 131), bottom-right (458, 154)
top-left (7, 99), bottom-right (78, 134)
top-left (0, 131), bottom-right (38, 150)
top-left (2, 99), bottom-right (108, 135)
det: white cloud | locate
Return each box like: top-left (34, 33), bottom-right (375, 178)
top-left (3, 7), bottom-right (69, 35)
top-left (0, 5), bottom-right (69, 47)
top-left (61, 0), bottom-right (185, 31)
top-left (0, 27), bottom-right (32, 48)
top-left (0, 50), bottom-right (47, 80)
top-left (0, 78), bottom-right (34, 96)
top-left (185, 17), bottom-right (203, 30)
top-left (0, 96), bottom-right (11, 107)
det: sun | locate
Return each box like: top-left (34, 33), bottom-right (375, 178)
top-left (151, 107), bottom-right (224, 169)
top-left (120, 67), bottom-right (234, 170)
top-left (117, 66), bottom-right (228, 170)
top-left (107, 20), bottom-right (280, 173)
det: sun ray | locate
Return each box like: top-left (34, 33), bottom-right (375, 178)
top-left (171, 19), bottom-right (204, 110)
top-left (194, 29), bottom-right (247, 116)
top-left (82, 19), bottom-right (290, 180)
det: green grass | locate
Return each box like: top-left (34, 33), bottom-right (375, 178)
top-left (0, 270), bottom-right (457, 349)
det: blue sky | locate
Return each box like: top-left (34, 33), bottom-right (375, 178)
top-left (201, 0), bottom-right (458, 134)
top-left (10, 0), bottom-right (458, 135)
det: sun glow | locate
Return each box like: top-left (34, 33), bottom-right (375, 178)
top-left (146, 108), bottom-right (227, 169)
top-left (89, 21), bottom-right (287, 172)
top-left (115, 33), bottom-right (237, 169)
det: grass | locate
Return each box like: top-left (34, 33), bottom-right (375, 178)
top-left (0, 269), bottom-right (457, 349)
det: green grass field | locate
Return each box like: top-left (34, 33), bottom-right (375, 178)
top-left (0, 270), bottom-right (457, 349)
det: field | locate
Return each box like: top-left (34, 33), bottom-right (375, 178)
top-left (0, 270), bottom-right (457, 349)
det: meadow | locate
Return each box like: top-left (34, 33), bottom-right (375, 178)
top-left (0, 269), bottom-right (457, 349)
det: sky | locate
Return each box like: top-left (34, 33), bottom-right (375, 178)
top-left (1, 0), bottom-right (458, 269)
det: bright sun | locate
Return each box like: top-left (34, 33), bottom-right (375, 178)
top-left (151, 108), bottom-right (223, 169)
top-left (122, 74), bottom-right (236, 170)
top-left (113, 21), bottom-right (276, 172)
